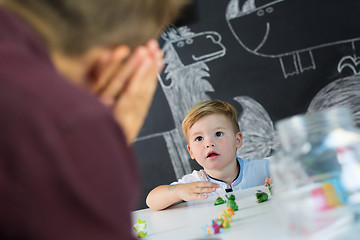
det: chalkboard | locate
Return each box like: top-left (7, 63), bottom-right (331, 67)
top-left (133, 0), bottom-right (360, 210)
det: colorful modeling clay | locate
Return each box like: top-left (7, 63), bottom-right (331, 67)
top-left (256, 190), bottom-right (268, 203)
top-left (202, 206), bottom-right (235, 236)
top-left (214, 195), bottom-right (226, 205)
top-left (225, 194), bottom-right (238, 211)
top-left (133, 219), bottom-right (147, 238)
top-left (202, 219), bottom-right (224, 235)
top-left (219, 207), bottom-right (235, 228)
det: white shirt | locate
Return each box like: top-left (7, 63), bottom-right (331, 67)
top-left (171, 157), bottom-right (270, 197)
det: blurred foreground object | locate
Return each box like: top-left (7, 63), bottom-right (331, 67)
top-left (271, 106), bottom-right (360, 239)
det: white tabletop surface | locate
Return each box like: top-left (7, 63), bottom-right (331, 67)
top-left (132, 186), bottom-right (301, 240)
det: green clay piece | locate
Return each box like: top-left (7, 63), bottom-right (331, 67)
top-left (214, 195), bottom-right (226, 205)
top-left (137, 231), bottom-right (147, 238)
top-left (256, 190), bottom-right (268, 203)
top-left (226, 194), bottom-right (235, 201)
top-left (226, 194), bottom-right (238, 211)
top-left (134, 219), bottom-right (147, 238)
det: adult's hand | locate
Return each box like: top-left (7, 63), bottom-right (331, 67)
top-left (91, 39), bottom-right (164, 144)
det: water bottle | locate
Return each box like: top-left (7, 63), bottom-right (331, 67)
top-left (271, 106), bottom-right (360, 239)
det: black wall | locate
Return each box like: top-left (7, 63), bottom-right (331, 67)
top-left (133, 0), bottom-right (360, 209)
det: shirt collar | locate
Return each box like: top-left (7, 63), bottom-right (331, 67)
top-left (205, 157), bottom-right (243, 191)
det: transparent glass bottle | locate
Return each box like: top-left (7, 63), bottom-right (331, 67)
top-left (271, 106), bottom-right (360, 239)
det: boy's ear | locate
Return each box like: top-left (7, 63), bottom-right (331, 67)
top-left (235, 131), bottom-right (243, 148)
top-left (187, 144), bottom-right (195, 159)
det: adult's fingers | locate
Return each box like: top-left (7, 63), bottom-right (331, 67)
top-left (91, 46), bottom-right (130, 94)
top-left (101, 47), bottom-right (149, 105)
top-left (146, 39), bottom-right (164, 72)
top-left (110, 47), bottom-right (160, 143)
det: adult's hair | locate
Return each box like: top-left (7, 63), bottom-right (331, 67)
top-left (182, 100), bottom-right (241, 142)
top-left (2, 0), bottom-right (188, 55)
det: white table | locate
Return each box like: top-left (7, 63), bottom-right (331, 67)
top-left (132, 186), bottom-right (299, 240)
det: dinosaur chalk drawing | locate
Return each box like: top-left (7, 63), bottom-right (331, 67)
top-left (308, 74), bottom-right (360, 127)
top-left (136, 26), bottom-right (279, 179)
top-left (235, 96), bottom-right (279, 159)
top-left (136, 27), bottom-right (226, 178)
top-left (226, 0), bottom-right (360, 78)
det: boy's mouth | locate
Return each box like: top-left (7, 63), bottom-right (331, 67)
top-left (206, 151), bottom-right (219, 158)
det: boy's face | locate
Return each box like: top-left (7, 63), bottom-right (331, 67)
top-left (186, 113), bottom-right (242, 172)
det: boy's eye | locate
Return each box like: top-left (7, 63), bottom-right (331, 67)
top-left (195, 136), bottom-right (203, 142)
top-left (215, 132), bottom-right (224, 137)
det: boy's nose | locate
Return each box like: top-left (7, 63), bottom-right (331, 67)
top-left (205, 142), bottom-right (215, 148)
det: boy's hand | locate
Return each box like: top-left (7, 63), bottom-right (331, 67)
top-left (90, 39), bottom-right (164, 144)
top-left (264, 176), bottom-right (272, 186)
top-left (175, 182), bottom-right (219, 201)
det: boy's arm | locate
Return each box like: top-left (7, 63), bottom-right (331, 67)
top-left (146, 185), bottom-right (183, 211)
top-left (146, 182), bottom-right (219, 211)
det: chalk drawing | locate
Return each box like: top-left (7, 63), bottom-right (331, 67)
top-left (234, 96), bottom-right (279, 159)
top-left (308, 74), bottom-right (360, 127)
top-left (226, 0), bottom-right (360, 78)
top-left (338, 51), bottom-right (360, 75)
top-left (136, 26), bottom-right (279, 179)
top-left (136, 26), bottom-right (225, 179)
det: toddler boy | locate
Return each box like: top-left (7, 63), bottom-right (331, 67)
top-left (146, 100), bottom-right (271, 210)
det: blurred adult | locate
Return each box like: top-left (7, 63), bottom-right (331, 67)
top-left (0, 0), bottom-right (188, 239)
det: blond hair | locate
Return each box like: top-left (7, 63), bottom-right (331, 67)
top-left (182, 100), bottom-right (240, 142)
top-left (3, 0), bottom-right (189, 55)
